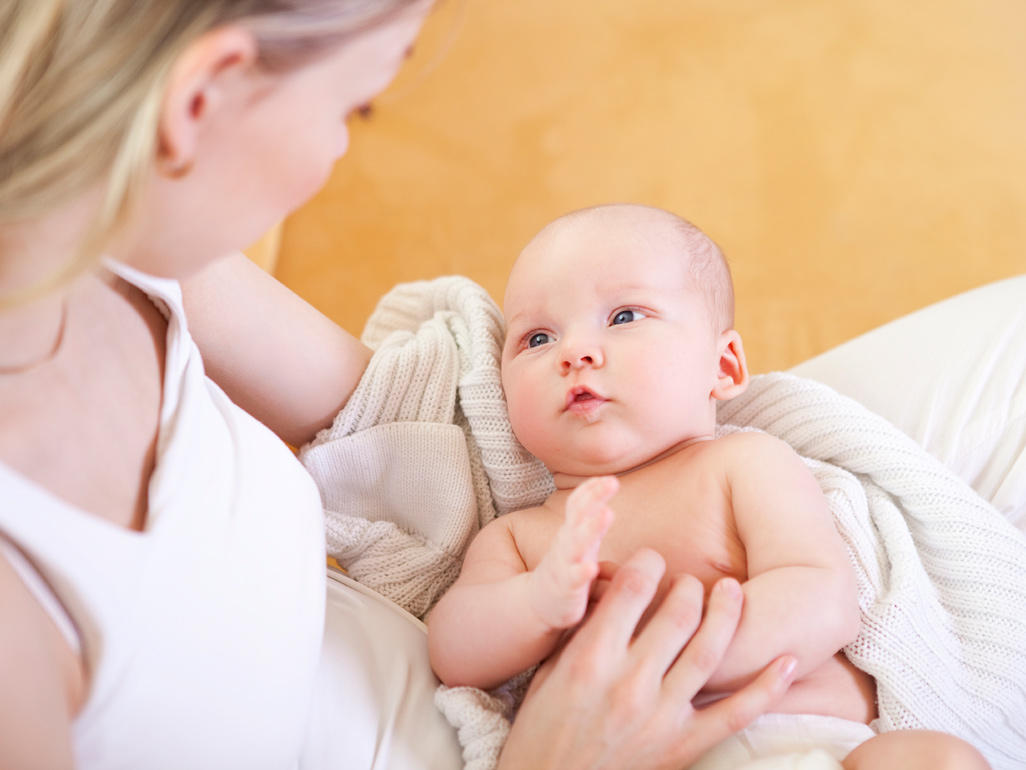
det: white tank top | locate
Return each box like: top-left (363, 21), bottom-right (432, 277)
top-left (0, 262), bottom-right (462, 769)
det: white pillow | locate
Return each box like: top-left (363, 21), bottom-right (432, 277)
top-left (790, 275), bottom-right (1026, 532)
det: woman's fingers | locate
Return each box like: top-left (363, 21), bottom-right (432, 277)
top-left (628, 573), bottom-right (705, 682)
top-left (688, 654), bottom-right (797, 739)
top-left (570, 547), bottom-right (666, 657)
top-left (662, 577), bottom-right (744, 699)
top-left (504, 562), bottom-right (796, 770)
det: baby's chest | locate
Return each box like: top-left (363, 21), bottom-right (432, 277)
top-left (521, 468), bottom-right (748, 591)
top-left (600, 477), bottom-right (747, 589)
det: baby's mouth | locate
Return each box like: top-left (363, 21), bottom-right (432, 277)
top-left (565, 386), bottom-right (607, 414)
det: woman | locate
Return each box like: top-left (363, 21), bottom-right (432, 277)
top-left (0, 1), bottom-right (794, 767)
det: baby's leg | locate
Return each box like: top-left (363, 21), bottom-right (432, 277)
top-left (842, 730), bottom-right (989, 770)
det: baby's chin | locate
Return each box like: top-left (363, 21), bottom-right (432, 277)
top-left (542, 438), bottom-right (705, 483)
top-left (544, 453), bottom-right (645, 483)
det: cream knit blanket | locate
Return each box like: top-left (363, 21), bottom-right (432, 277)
top-left (299, 276), bottom-right (1026, 770)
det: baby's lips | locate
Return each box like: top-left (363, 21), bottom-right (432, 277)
top-left (565, 385), bottom-right (604, 410)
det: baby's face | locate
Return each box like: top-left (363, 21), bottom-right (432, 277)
top-left (501, 213), bottom-right (724, 477)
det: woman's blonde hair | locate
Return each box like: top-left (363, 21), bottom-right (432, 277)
top-left (0, 0), bottom-right (419, 300)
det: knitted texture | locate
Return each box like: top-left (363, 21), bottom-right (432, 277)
top-left (299, 277), bottom-right (1026, 770)
top-left (300, 276), bottom-right (553, 619)
top-left (719, 374), bottom-right (1026, 768)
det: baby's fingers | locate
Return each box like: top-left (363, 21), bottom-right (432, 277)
top-left (561, 476), bottom-right (618, 561)
top-left (586, 561), bottom-right (620, 605)
top-left (566, 476), bottom-right (619, 522)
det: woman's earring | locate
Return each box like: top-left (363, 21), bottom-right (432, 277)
top-left (166, 158), bottom-right (194, 179)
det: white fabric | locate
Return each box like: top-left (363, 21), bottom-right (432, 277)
top-left (791, 275), bottom-right (1026, 532)
top-left (301, 277), bottom-right (554, 619)
top-left (0, 262), bottom-right (327, 769)
top-left (0, 538), bottom-right (80, 652)
top-left (303, 275), bottom-right (1026, 770)
top-left (718, 377), bottom-right (1026, 767)
top-left (300, 569), bottom-right (463, 769)
top-left (0, 262), bottom-right (464, 770)
top-left (690, 713), bottom-right (875, 770)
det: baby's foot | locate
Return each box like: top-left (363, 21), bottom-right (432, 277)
top-left (530, 476), bottom-right (618, 629)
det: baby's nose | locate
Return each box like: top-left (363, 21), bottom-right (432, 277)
top-left (560, 346), bottom-right (604, 372)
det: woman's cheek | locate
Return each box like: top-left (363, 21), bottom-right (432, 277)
top-left (278, 124), bottom-right (349, 211)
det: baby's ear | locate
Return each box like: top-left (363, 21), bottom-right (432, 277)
top-left (712, 329), bottom-right (749, 401)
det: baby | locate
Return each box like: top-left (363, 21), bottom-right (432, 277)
top-left (428, 204), bottom-right (988, 769)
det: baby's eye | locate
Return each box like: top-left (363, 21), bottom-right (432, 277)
top-left (610, 308), bottom-right (646, 326)
top-left (527, 332), bottom-right (554, 348)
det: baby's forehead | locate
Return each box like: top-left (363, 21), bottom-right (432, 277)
top-left (507, 211), bottom-right (692, 293)
top-left (543, 204), bottom-right (683, 246)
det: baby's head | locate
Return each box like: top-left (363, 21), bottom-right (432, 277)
top-left (501, 203), bottom-right (748, 479)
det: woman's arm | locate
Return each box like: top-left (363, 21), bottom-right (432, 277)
top-left (179, 252), bottom-right (372, 447)
top-left (498, 548), bottom-right (797, 770)
top-left (0, 555), bottom-right (76, 770)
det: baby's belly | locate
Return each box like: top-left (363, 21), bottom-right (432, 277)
top-left (772, 653), bottom-right (877, 724)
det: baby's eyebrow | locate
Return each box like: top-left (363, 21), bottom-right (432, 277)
top-left (503, 309), bottom-right (531, 329)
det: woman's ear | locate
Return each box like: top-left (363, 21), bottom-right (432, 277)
top-left (712, 329), bottom-right (749, 401)
top-left (157, 26), bottom-right (259, 177)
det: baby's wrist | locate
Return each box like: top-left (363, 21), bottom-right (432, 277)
top-left (525, 569), bottom-right (571, 632)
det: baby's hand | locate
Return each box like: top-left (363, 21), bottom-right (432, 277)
top-left (530, 476), bottom-right (618, 630)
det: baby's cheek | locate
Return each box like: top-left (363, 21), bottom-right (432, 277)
top-left (506, 397), bottom-right (547, 458)
top-left (505, 396), bottom-right (531, 446)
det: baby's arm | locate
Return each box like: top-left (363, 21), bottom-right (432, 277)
top-left (704, 433), bottom-right (860, 692)
top-left (428, 477), bottom-right (617, 690)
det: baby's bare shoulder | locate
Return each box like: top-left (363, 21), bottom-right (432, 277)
top-left (495, 498), bottom-right (568, 569)
top-left (461, 507), bottom-right (551, 575)
top-left (702, 431), bottom-right (811, 486)
top-left (714, 429), bottom-right (797, 461)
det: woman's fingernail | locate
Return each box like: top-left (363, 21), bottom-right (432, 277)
top-left (778, 656), bottom-right (798, 678)
top-left (715, 577), bottom-right (741, 599)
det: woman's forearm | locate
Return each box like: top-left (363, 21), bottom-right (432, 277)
top-left (180, 253), bottom-right (372, 447)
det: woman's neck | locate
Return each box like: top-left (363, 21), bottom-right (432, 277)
top-left (0, 196), bottom-right (101, 373)
top-left (0, 291), bottom-right (69, 374)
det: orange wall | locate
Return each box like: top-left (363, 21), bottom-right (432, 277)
top-left (276, 0), bottom-right (1026, 373)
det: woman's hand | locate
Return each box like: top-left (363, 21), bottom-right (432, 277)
top-left (498, 548), bottom-right (797, 770)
